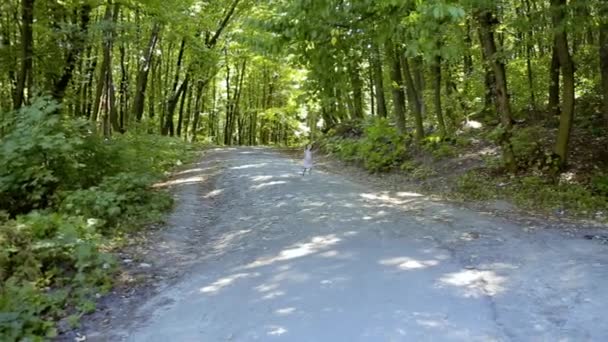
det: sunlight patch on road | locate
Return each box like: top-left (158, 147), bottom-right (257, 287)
top-left (251, 181), bottom-right (287, 190)
top-left (379, 257), bottom-right (440, 270)
top-left (242, 234), bottom-right (341, 269)
top-left (275, 307), bottom-right (296, 316)
top-left (438, 269), bottom-right (506, 297)
top-left (360, 192), bottom-right (421, 206)
top-left (267, 325), bottom-right (288, 336)
top-left (251, 175), bottom-right (274, 182)
top-left (230, 163), bottom-right (268, 170)
top-left (200, 272), bottom-right (259, 294)
top-left (204, 189), bottom-right (224, 198)
top-left (153, 176), bottom-right (205, 188)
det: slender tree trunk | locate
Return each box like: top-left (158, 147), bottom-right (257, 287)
top-left (176, 78), bottom-right (189, 137)
top-left (477, 8), bottom-right (516, 172)
top-left (14, 0), bottom-right (34, 109)
top-left (386, 40), bottom-right (407, 135)
top-left (224, 53), bottom-right (232, 145)
top-left (524, 0), bottom-right (537, 113)
top-left (548, 39), bottom-right (561, 117)
top-left (432, 54), bottom-right (447, 137)
top-left (402, 57), bottom-right (424, 141)
top-left (52, 3), bottom-right (92, 103)
top-left (348, 61), bottom-right (364, 120)
top-left (551, 0), bottom-right (576, 167)
top-left (600, 0), bottom-right (608, 129)
top-left (163, 39), bottom-right (186, 136)
top-left (133, 23), bottom-right (160, 121)
top-left (191, 80), bottom-right (205, 142)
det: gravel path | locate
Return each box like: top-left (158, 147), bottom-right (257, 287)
top-left (87, 147), bottom-right (608, 341)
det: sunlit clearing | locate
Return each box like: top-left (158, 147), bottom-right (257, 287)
top-left (153, 176), bottom-right (204, 188)
top-left (200, 272), bottom-right (259, 294)
top-left (230, 163), bottom-right (268, 170)
top-left (439, 269), bottom-right (506, 297)
top-left (275, 307), bottom-right (296, 316)
top-left (268, 326), bottom-right (288, 336)
top-left (243, 234), bottom-right (341, 269)
top-left (252, 181), bottom-right (287, 190)
top-left (251, 175), bottom-right (274, 182)
top-left (204, 189), bottom-right (224, 198)
top-left (380, 257), bottom-right (439, 270)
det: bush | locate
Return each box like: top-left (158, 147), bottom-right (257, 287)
top-left (358, 119), bottom-right (407, 172)
top-left (0, 98), bottom-right (100, 215)
top-left (60, 173), bottom-right (172, 231)
top-left (323, 119), bottom-right (407, 172)
top-left (0, 98), bottom-right (201, 340)
top-left (0, 213), bottom-right (114, 340)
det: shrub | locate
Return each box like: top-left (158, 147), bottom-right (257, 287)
top-left (357, 119), bottom-right (407, 172)
top-left (0, 213), bottom-right (114, 340)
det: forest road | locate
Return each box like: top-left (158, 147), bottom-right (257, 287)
top-left (102, 147), bottom-right (608, 341)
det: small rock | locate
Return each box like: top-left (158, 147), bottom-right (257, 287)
top-left (139, 263), bottom-right (152, 268)
top-left (123, 259), bottom-right (133, 264)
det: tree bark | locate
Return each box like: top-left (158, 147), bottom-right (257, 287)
top-left (14, 0), bottom-right (34, 109)
top-left (548, 39), bottom-right (561, 117)
top-left (386, 40), bottom-right (407, 135)
top-left (163, 38), bottom-right (186, 135)
top-left (432, 54), bottom-right (447, 137)
top-left (133, 23), bottom-right (160, 121)
top-left (402, 57), bottom-right (424, 141)
top-left (52, 3), bottom-right (92, 102)
top-left (600, 0), bottom-right (608, 129)
top-left (348, 60), bottom-right (364, 120)
top-left (477, 8), bottom-right (516, 172)
top-left (551, 0), bottom-right (576, 167)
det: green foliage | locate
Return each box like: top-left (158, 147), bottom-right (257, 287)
top-left (0, 99), bottom-right (200, 340)
top-left (455, 171), bottom-right (499, 201)
top-left (324, 119), bottom-right (407, 173)
top-left (358, 119), bottom-right (407, 172)
top-left (0, 213), bottom-right (112, 341)
top-left (0, 98), bottom-right (99, 214)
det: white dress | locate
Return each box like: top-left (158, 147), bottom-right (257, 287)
top-left (303, 149), bottom-right (313, 169)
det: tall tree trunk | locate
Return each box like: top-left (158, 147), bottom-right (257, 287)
top-left (52, 3), bottom-right (92, 103)
top-left (191, 80), bottom-right (205, 142)
top-left (548, 39), bottom-right (561, 117)
top-left (348, 60), bottom-right (364, 120)
top-left (14, 0), bottom-right (34, 109)
top-left (133, 23), bottom-right (160, 121)
top-left (524, 0), bottom-right (537, 113)
top-left (224, 52), bottom-right (232, 145)
top-left (477, 8), bottom-right (516, 172)
top-left (551, 0), bottom-right (575, 167)
top-left (402, 57), bottom-right (424, 141)
top-left (119, 39), bottom-right (128, 130)
top-left (386, 40), bottom-right (407, 135)
top-left (163, 38), bottom-right (186, 136)
top-left (600, 0), bottom-right (608, 129)
top-left (432, 54), bottom-right (447, 137)
top-left (176, 78), bottom-right (189, 137)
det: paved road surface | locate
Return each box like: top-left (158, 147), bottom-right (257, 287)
top-left (105, 148), bottom-right (608, 341)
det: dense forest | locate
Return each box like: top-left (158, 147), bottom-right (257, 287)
top-left (1, 0), bottom-right (607, 339)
